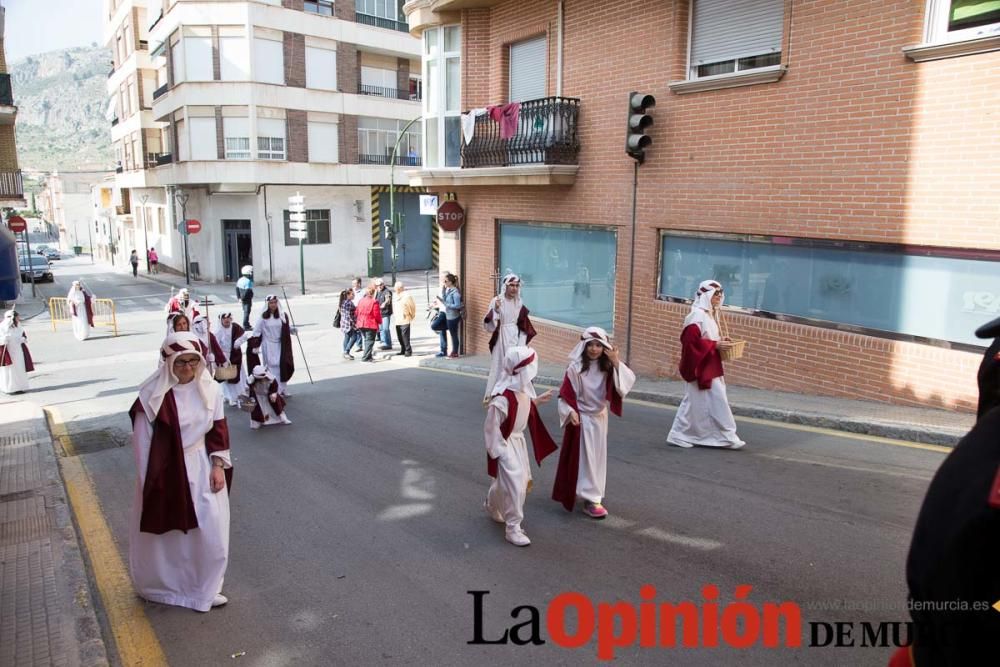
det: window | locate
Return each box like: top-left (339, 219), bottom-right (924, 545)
top-left (657, 231), bottom-right (1000, 348)
top-left (304, 0), bottom-right (334, 15)
top-left (157, 208), bottom-right (165, 235)
top-left (308, 121), bottom-right (339, 162)
top-left (283, 209), bottom-right (331, 245)
top-left (254, 32), bottom-right (284, 85)
top-left (175, 119), bottom-right (189, 161)
top-left (926, 0), bottom-right (1000, 43)
top-left (509, 36), bottom-right (547, 102)
top-left (183, 28), bottom-right (213, 81)
top-left (189, 117), bottom-right (217, 161)
top-left (256, 118), bottom-right (286, 160)
top-left (223, 117), bottom-right (250, 159)
top-left (360, 66), bottom-right (397, 96)
top-left (358, 117), bottom-right (421, 165)
top-left (305, 45), bottom-right (337, 90)
top-left (689, 0), bottom-right (783, 78)
top-left (423, 25), bottom-right (461, 167)
top-left (219, 30), bottom-right (250, 81)
top-left (498, 222), bottom-right (618, 331)
top-left (170, 32), bottom-right (182, 84)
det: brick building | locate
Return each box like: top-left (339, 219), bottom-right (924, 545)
top-left (404, 0), bottom-right (1000, 411)
top-left (0, 0), bottom-right (24, 209)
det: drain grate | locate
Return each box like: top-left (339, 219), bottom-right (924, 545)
top-left (0, 514), bottom-right (53, 546)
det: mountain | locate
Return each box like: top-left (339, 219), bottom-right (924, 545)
top-left (11, 45), bottom-right (115, 173)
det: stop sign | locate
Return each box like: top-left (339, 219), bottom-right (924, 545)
top-left (7, 215), bottom-right (26, 233)
top-left (436, 201), bottom-right (465, 232)
top-left (186, 219), bottom-right (202, 234)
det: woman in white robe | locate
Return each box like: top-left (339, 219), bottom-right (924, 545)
top-left (67, 280), bottom-right (93, 341)
top-left (666, 280), bottom-right (745, 449)
top-left (0, 310), bottom-right (31, 394)
top-left (214, 313), bottom-right (247, 407)
top-left (483, 273), bottom-right (536, 402)
top-left (129, 332), bottom-right (232, 612)
top-left (240, 295), bottom-right (296, 397)
top-left (552, 327), bottom-right (635, 519)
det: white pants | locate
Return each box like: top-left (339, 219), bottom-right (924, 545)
top-left (487, 433), bottom-right (531, 534)
top-left (667, 377), bottom-right (744, 448)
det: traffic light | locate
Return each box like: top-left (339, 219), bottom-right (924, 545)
top-left (626, 92), bottom-right (655, 163)
top-left (383, 219), bottom-right (395, 242)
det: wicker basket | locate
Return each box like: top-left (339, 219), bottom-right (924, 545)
top-left (717, 310), bottom-right (747, 361)
top-left (214, 365), bottom-right (238, 381)
top-left (237, 395), bottom-right (256, 413)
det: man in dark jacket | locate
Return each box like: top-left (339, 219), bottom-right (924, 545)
top-left (374, 277), bottom-right (393, 350)
top-left (236, 265), bottom-right (254, 329)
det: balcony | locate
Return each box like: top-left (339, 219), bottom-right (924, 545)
top-left (355, 12), bottom-right (410, 33)
top-left (139, 40), bottom-right (149, 51)
top-left (115, 163), bottom-right (124, 174)
top-left (152, 83), bottom-right (168, 100)
top-left (0, 73), bottom-right (12, 106)
top-left (0, 170), bottom-right (23, 198)
top-left (360, 154), bottom-right (422, 167)
top-left (154, 152), bottom-right (173, 166)
top-left (111, 116), bottom-right (119, 127)
top-left (358, 83), bottom-right (420, 101)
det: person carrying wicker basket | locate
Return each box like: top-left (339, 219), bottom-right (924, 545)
top-left (666, 280), bottom-right (745, 450)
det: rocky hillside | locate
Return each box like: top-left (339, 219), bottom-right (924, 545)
top-left (11, 45), bottom-right (114, 172)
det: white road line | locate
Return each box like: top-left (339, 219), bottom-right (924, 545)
top-left (145, 298), bottom-right (162, 306)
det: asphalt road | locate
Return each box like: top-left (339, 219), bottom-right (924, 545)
top-left (8, 258), bottom-right (948, 666)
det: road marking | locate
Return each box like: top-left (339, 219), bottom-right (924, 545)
top-left (46, 407), bottom-right (168, 667)
top-left (145, 298), bottom-right (163, 307)
top-left (117, 299), bottom-right (135, 307)
top-left (418, 366), bottom-right (954, 452)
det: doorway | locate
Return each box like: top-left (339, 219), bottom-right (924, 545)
top-left (222, 220), bottom-right (252, 282)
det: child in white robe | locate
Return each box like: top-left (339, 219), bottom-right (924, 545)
top-left (0, 309), bottom-right (32, 394)
top-left (246, 365), bottom-right (291, 429)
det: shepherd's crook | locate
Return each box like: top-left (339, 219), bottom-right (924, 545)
top-left (280, 286), bottom-right (314, 384)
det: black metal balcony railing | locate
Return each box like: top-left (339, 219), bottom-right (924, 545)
top-left (358, 83), bottom-right (420, 101)
top-left (359, 154), bottom-right (422, 167)
top-left (462, 96), bottom-right (581, 169)
top-left (108, 67), bottom-right (115, 79)
top-left (152, 83), bottom-right (169, 100)
top-left (0, 74), bottom-right (12, 106)
top-left (155, 152), bottom-right (173, 166)
top-left (0, 170), bottom-right (23, 198)
top-left (115, 163), bottom-right (124, 174)
top-left (355, 12), bottom-right (409, 33)
top-left (139, 40), bottom-right (149, 50)
top-left (111, 117), bottom-right (119, 127)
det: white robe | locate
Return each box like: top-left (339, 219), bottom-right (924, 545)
top-left (557, 362), bottom-right (636, 504)
top-left (0, 324), bottom-right (30, 394)
top-left (667, 314), bottom-right (745, 448)
top-left (248, 377), bottom-right (284, 426)
top-left (67, 289), bottom-right (91, 341)
top-left (484, 391), bottom-right (532, 535)
top-left (215, 325), bottom-right (247, 405)
top-left (250, 315), bottom-right (289, 395)
top-left (483, 297), bottom-right (527, 401)
top-left (129, 382), bottom-right (231, 612)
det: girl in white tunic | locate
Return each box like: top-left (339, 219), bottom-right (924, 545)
top-left (246, 365), bottom-right (291, 429)
top-left (551, 327), bottom-right (635, 519)
top-left (666, 280), bottom-right (745, 449)
top-left (0, 310), bottom-right (31, 394)
top-left (67, 280), bottom-right (93, 341)
top-left (241, 295), bottom-right (296, 397)
top-left (482, 273), bottom-right (536, 402)
top-left (214, 313), bottom-right (247, 407)
top-left (129, 333), bottom-right (232, 612)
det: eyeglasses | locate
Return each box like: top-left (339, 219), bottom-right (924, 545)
top-left (173, 358), bottom-right (201, 369)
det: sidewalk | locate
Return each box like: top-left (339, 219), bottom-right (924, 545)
top-left (420, 354), bottom-right (973, 447)
top-left (0, 400), bottom-right (109, 667)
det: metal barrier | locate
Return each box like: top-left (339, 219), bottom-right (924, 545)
top-left (49, 297), bottom-right (119, 337)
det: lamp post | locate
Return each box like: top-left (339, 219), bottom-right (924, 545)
top-left (388, 115), bottom-right (422, 285)
top-left (174, 189), bottom-right (190, 285)
top-left (139, 194), bottom-right (150, 273)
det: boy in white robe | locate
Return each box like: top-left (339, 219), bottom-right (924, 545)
top-left (0, 309), bottom-right (32, 394)
top-left (484, 346), bottom-right (556, 546)
top-left (67, 280), bottom-right (94, 341)
top-left (246, 365), bottom-right (291, 429)
top-left (551, 327), bottom-right (636, 519)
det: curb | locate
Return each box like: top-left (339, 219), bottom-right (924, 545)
top-left (417, 358), bottom-right (964, 447)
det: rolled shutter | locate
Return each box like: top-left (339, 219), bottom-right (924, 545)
top-left (691, 0), bottom-right (783, 66)
top-left (509, 36), bottom-right (547, 102)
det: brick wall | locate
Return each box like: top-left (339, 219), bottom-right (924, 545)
top-left (339, 115), bottom-right (359, 164)
top-left (284, 32), bottom-right (306, 88)
top-left (397, 57), bottom-right (410, 94)
top-left (215, 107), bottom-right (225, 160)
top-left (335, 0), bottom-right (355, 22)
top-left (0, 126), bottom-right (19, 170)
top-left (212, 26), bottom-right (221, 80)
top-left (336, 44), bottom-right (358, 94)
top-left (288, 109), bottom-right (308, 162)
top-left (282, 0), bottom-right (304, 9)
top-left (444, 0), bottom-right (1000, 411)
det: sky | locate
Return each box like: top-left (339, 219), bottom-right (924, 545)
top-left (4, 0), bottom-right (104, 63)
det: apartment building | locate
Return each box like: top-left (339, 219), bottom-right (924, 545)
top-left (106, 0), bottom-right (432, 284)
top-left (0, 0), bottom-right (24, 209)
top-left (39, 170), bottom-right (114, 252)
top-left (404, 0), bottom-right (1000, 411)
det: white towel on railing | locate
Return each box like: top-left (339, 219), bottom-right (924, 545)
top-left (461, 108), bottom-right (487, 145)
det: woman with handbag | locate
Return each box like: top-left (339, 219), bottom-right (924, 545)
top-left (214, 313), bottom-right (246, 407)
top-left (337, 289), bottom-right (359, 360)
top-left (433, 273), bottom-right (463, 358)
top-left (666, 280), bottom-right (745, 450)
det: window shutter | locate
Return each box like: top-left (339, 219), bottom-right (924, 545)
top-left (691, 0), bottom-right (783, 66)
top-left (509, 36), bottom-right (547, 102)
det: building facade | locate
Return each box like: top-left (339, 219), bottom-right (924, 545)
top-left (39, 171), bottom-right (114, 253)
top-left (106, 0), bottom-right (436, 284)
top-left (0, 0), bottom-right (24, 209)
top-left (404, 0), bottom-right (1000, 411)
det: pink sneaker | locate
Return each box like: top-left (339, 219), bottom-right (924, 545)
top-left (583, 501), bottom-right (608, 519)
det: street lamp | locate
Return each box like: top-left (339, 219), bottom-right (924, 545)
top-left (174, 189), bottom-right (191, 285)
top-left (388, 115), bottom-right (422, 285)
top-left (138, 194), bottom-right (150, 273)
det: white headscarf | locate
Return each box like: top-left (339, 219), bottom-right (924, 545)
top-left (214, 312), bottom-right (233, 332)
top-left (491, 345), bottom-right (539, 399)
top-left (0, 309), bottom-right (18, 335)
top-left (251, 364), bottom-right (275, 382)
top-left (567, 326), bottom-right (614, 367)
top-left (683, 280), bottom-right (724, 332)
top-left (260, 294), bottom-right (285, 320)
top-left (136, 332), bottom-right (218, 422)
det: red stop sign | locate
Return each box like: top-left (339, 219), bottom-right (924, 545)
top-left (186, 219), bottom-right (202, 234)
top-left (7, 215), bottom-right (26, 233)
top-left (436, 201), bottom-right (465, 232)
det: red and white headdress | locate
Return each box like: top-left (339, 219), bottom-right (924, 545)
top-left (136, 332), bottom-right (217, 421)
top-left (491, 345), bottom-right (539, 398)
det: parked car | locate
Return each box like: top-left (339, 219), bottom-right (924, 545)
top-left (19, 254), bottom-right (53, 282)
top-left (40, 247), bottom-right (60, 260)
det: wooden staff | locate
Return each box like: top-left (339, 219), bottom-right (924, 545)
top-left (280, 286), bottom-right (313, 384)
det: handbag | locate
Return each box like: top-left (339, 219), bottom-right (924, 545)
top-left (214, 365), bottom-right (238, 381)
top-left (430, 310), bottom-right (448, 332)
top-left (332, 309), bottom-right (342, 328)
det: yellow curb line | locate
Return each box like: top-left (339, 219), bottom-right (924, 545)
top-left (418, 365), bottom-right (952, 453)
top-left (46, 407), bottom-right (169, 667)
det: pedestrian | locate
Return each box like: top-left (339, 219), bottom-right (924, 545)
top-left (666, 280), bottom-right (745, 450)
top-left (128, 332), bottom-right (232, 612)
top-left (129, 249), bottom-right (139, 277)
top-left (350, 278), bottom-right (365, 353)
top-left (483, 345), bottom-right (556, 547)
top-left (551, 327), bottom-right (636, 519)
top-left (893, 315), bottom-right (1000, 666)
top-left (393, 281), bottom-right (415, 357)
top-left (0, 309), bottom-right (33, 394)
top-left (214, 313), bottom-right (246, 407)
top-left (148, 247), bottom-right (159, 274)
top-left (337, 289), bottom-right (359, 360)
top-left (354, 286), bottom-right (382, 362)
top-left (433, 272), bottom-right (463, 358)
top-left (168, 312), bottom-right (190, 333)
top-left (235, 266), bottom-right (254, 330)
top-left (245, 364), bottom-right (292, 429)
top-left (191, 314), bottom-right (226, 377)
top-left (375, 278), bottom-right (393, 350)
top-left (67, 280), bottom-right (95, 341)
top-left (483, 273), bottom-right (536, 399)
top-left (240, 295), bottom-right (295, 397)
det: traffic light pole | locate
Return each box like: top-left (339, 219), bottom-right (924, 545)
top-left (388, 115), bottom-right (422, 285)
top-left (625, 160), bottom-right (638, 366)
top-left (175, 190), bottom-right (190, 285)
